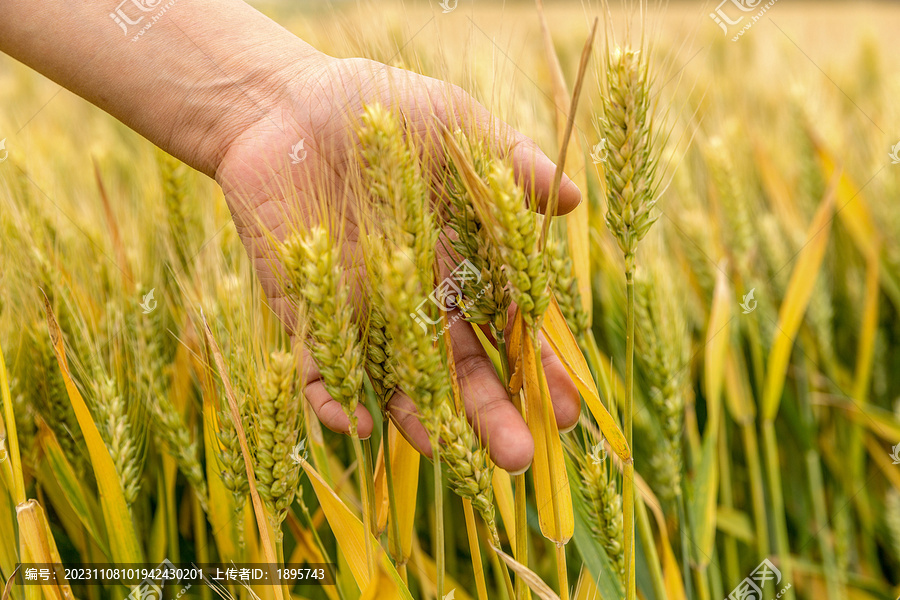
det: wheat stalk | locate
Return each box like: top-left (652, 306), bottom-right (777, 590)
top-left (600, 44), bottom-right (662, 600)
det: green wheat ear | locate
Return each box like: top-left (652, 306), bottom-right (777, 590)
top-left (578, 441), bottom-right (625, 583)
top-left (487, 159), bottom-right (550, 329)
top-left (357, 103), bottom-right (438, 285)
top-left (634, 266), bottom-right (688, 504)
top-left (281, 226), bottom-right (365, 430)
top-left (252, 351), bottom-right (304, 524)
top-left (548, 236), bottom-right (589, 339)
top-left (444, 130), bottom-right (511, 334)
top-left (435, 401), bottom-right (498, 545)
top-left (600, 46), bottom-right (660, 273)
top-left (378, 247), bottom-right (449, 432)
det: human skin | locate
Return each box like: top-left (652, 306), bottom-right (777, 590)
top-left (0, 0), bottom-right (582, 473)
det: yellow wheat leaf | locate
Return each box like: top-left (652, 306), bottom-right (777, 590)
top-left (522, 327), bottom-right (573, 544)
top-left (359, 566), bottom-right (398, 600)
top-left (815, 144), bottom-right (879, 261)
top-left (0, 489), bottom-right (17, 592)
top-left (761, 187), bottom-right (835, 421)
top-left (542, 296), bottom-right (631, 462)
top-left (374, 421), bottom-right (419, 561)
top-left (300, 458), bottom-right (411, 598)
top-left (16, 500), bottom-right (74, 600)
top-left (35, 421), bottom-right (105, 553)
top-left (724, 350), bottom-right (755, 424)
top-left (705, 267), bottom-right (731, 436)
top-left (753, 142), bottom-right (804, 234)
top-left (41, 293), bottom-right (143, 564)
top-left (0, 340), bottom-right (25, 505)
top-left (492, 545), bottom-right (561, 600)
top-left (573, 566), bottom-right (599, 600)
top-left (853, 251), bottom-right (880, 403)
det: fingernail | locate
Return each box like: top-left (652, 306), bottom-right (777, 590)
top-left (559, 421), bottom-right (579, 434)
top-left (558, 172), bottom-right (583, 209)
top-left (507, 462), bottom-right (532, 477)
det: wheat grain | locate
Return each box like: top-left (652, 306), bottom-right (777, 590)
top-left (281, 226), bottom-right (366, 431)
top-left (634, 269), bottom-right (687, 503)
top-left (252, 351), bottom-right (304, 524)
top-left (445, 131), bottom-right (512, 334)
top-left (487, 160), bottom-right (550, 328)
top-left (600, 47), bottom-right (660, 274)
top-left (94, 374), bottom-right (142, 506)
top-left (578, 443), bottom-right (625, 582)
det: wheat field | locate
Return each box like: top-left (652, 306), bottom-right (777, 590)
top-left (2, 2), bottom-right (900, 600)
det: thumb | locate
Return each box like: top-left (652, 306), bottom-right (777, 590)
top-left (441, 85), bottom-right (582, 215)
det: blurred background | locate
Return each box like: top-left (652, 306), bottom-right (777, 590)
top-left (2, 1), bottom-right (900, 600)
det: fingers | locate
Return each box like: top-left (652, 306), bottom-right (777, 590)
top-left (486, 302), bottom-right (581, 431)
top-left (295, 299), bottom-right (579, 468)
top-left (367, 65), bottom-right (581, 215)
top-left (439, 84), bottom-right (582, 215)
top-left (507, 135), bottom-right (583, 216)
top-left (298, 342), bottom-right (374, 439)
top-left (447, 310), bottom-right (535, 473)
top-left (385, 316), bottom-right (535, 473)
top-left (386, 392), bottom-right (433, 458)
top-left (536, 330), bottom-right (581, 432)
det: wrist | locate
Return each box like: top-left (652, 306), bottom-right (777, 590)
top-left (178, 40), bottom-right (327, 178)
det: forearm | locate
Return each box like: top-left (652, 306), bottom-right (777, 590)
top-left (0, 0), bottom-right (321, 177)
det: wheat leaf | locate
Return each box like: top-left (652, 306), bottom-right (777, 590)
top-left (705, 267), bottom-right (731, 436)
top-left (16, 500), bottom-right (74, 600)
top-left (492, 545), bottom-right (562, 600)
top-left (35, 421), bottom-right (106, 554)
top-left (542, 296), bottom-right (631, 462)
top-left (41, 292), bottom-right (143, 563)
top-left (300, 457), bottom-right (412, 598)
top-left (761, 186), bottom-right (835, 421)
top-left (523, 327), bottom-right (574, 544)
top-left (491, 468), bottom-right (517, 552)
top-left (374, 422), bottom-right (419, 560)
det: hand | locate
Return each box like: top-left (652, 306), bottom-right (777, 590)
top-left (216, 52), bottom-right (582, 473)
